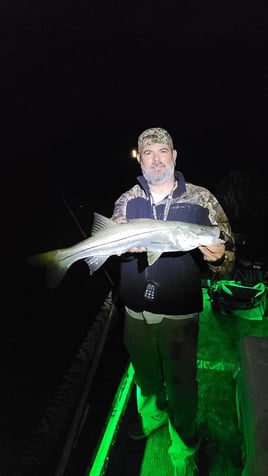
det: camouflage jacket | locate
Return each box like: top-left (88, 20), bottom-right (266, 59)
top-left (111, 170), bottom-right (235, 315)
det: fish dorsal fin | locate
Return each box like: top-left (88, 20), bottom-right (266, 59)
top-left (147, 250), bottom-right (163, 266)
top-left (91, 212), bottom-right (117, 236)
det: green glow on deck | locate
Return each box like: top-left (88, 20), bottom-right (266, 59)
top-left (87, 285), bottom-right (268, 475)
top-left (87, 362), bottom-right (135, 476)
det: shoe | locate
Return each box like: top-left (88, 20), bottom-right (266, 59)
top-left (172, 454), bottom-right (199, 476)
top-left (128, 413), bottom-right (168, 440)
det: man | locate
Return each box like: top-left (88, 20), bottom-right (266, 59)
top-left (111, 127), bottom-right (235, 475)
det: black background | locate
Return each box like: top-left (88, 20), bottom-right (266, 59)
top-left (2, 1), bottom-right (268, 194)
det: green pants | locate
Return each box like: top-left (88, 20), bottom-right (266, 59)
top-left (123, 312), bottom-right (199, 448)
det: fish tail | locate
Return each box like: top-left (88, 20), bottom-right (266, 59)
top-left (25, 250), bottom-right (73, 288)
top-left (26, 250), bottom-right (58, 268)
top-left (46, 263), bottom-right (70, 289)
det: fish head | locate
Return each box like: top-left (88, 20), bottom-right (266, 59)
top-left (198, 225), bottom-right (224, 246)
top-left (172, 222), bottom-right (224, 251)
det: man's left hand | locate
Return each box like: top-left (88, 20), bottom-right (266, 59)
top-left (199, 243), bottom-right (225, 262)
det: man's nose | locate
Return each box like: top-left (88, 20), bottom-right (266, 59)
top-left (152, 153), bottom-right (160, 161)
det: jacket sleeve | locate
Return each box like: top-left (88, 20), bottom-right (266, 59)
top-left (111, 192), bottom-right (129, 224)
top-left (205, 190), bottom-right (236, 277)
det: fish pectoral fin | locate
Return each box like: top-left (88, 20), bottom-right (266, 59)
top-left (85, 255), bottom-right (109, 275)
top-left (147, 251), bottom-right (163, 266)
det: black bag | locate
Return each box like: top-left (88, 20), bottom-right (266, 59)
top-left (208, 280), bottom-right (267, 320)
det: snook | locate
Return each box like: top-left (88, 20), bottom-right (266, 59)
top-left (26, 212), bottom-right (224, 288)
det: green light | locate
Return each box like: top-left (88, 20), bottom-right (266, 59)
top-left (87, 362), bottom-right (134, 476)
top-left (86, 285), bottom-right (268, 475)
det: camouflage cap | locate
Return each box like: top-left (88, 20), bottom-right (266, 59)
top-left (138, 127), bottom-right (173, 152)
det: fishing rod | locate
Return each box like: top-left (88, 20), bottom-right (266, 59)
top-left (52, 182), bottom-right (119, 476)
top-left (53, 182), bottom-right (87, 239)
top-left (53, 182), bottom-right (115, 286)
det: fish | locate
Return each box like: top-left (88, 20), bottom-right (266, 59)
top-left (26, 212), bottom-right (224, 288)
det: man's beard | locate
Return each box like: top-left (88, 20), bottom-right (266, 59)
top-left (141, 162), bottom-right (175, 185)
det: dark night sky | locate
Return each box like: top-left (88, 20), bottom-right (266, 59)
top-left (1, 0), bottom-right (268, 248)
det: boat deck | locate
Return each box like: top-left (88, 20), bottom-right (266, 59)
top-left (83, 287), bottom-right (268, 476)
